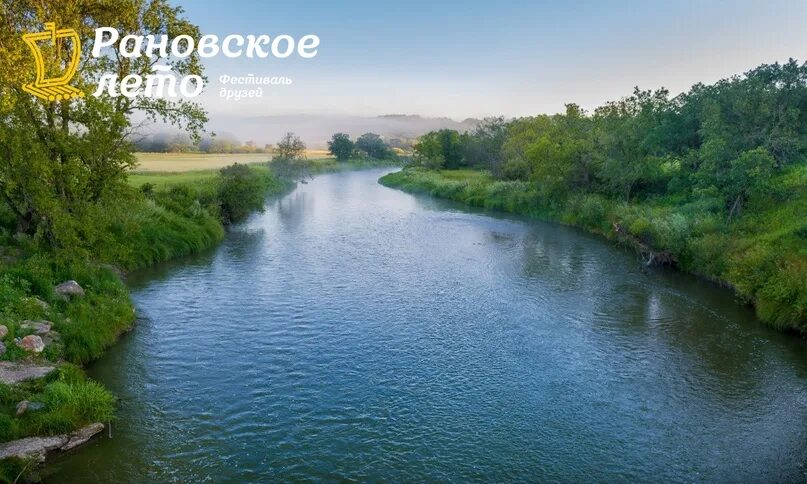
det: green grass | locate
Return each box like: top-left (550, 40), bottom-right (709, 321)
top-left (129, 161), bottom-right (277, 187)
top-left (0, 365), bottom-right (115, 483)
top-left (438, 169), bottom-right (492, 182)
top-left (0, 255), bottom-right (137, 365)
top-left (380, 166), bottom-right (807, 334)
top-left (129, 170), bottom-right (222, 188)
top-left (127, 157), bottom-right (395, 188)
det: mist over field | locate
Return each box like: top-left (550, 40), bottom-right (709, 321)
top-left (203, 114), bottom-right (480, 148)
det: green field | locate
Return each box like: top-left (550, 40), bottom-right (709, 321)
top-left (133, 151), bottom-right (333, 173)
top-left (129, 170), bottom-right (221, 188)
top-left (129, 157), bottom-right (401, 188)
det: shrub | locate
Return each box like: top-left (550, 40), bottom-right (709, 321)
top-left (217, 164), bottom-right (267, 224)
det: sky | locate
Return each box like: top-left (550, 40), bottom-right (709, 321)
top-left (180, 0), bottom-right (807, 120)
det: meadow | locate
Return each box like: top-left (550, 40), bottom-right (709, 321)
top-left (134, 150), bottom-right (332, 173)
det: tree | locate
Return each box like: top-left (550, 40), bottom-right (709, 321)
top-left (273, 132), bottom-right (306, 161)
top-left (413, 129), bottom-right (465, 169)
top-left (720, 147), bottom-right (776, 221)
top-left (355, 133), bottom-right (392, 159)
top-left (217, 164), bottom-right (265, 224)
top-left (327, 133), bottom-right (354, 162)
top-left (271, 132), bottom-right (309, 181)
top-left (0, 0), bottom-right (208, 246)
top-left (463, 117), bottom-right (508, 172)
top-left (594, 88), bottom-right (670, 200)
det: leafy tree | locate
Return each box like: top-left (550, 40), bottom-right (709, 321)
top-left (271, 132), bottom-right (310, 181)
top-left (413, 129), bottom-right (465, 169)
top-left (273, 132), bottom-right (306, 161)
top-left (217, 164), bottom-right (265, 224)
top-left (0, 0), bottom-right (207, 246)
top-left (594, 88), bottom-right (670, 200)
top-left (327, 133), bottom-right (354, 162)
top-left (717, 147), bottom-right (777, 221)
top-left (355, 133), bottom-right (392, 160)
top-left (463, 117), bottom-right (508, 173)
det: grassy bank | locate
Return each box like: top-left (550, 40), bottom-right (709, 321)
top-left (380, 167), bottom-right (807, 334)
top-left (0, 163), bottom-right (288, 481)
top-left (129, 157), bottom-right (400, 189)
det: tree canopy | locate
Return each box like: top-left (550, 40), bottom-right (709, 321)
top-left (355, 133), bottom-right (392, 160)
top-left (410, 59), bottom-right (807, 219)
top-left (327, 133), bottom-right (354, 162)
top-left (0, 0), bottom-right (207, 246)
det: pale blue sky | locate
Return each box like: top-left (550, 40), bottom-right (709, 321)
top-left (180, 0), bottom-right (807, 119)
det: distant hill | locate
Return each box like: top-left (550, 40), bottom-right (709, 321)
top-left (205, 114), bottom-right (481, 149)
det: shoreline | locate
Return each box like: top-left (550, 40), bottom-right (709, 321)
top-left (379, 167), bottom-right (807, 336)
top-left (0, 160), bottom-right (399, 481)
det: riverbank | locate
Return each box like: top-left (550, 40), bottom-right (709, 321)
top-left (0, 163), bottom-right (290, 481)
top-left (379, 167), bottom-right (807, 335)
top-left (0, 158), bottom-right (403, 481)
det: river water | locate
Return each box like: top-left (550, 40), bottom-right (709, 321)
top-left (49, 169), bottom-right (807, 482)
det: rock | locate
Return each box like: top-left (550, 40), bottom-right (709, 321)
top-left (55, 280), bottom-right (84, 297)
top-left (17, 335), bottom-right (45, 353)
top-left (14, 400), bottom-right (45, 417)
top-left (15, 400), bottom-right (29, 416)
top-left (0, 342), bottom-right (5, 356)
top-left (0, 362), bottom-right (55, 384)
top-left (0, 435), bottom-right (67, 463)
top-left (0, 325), bottom-right (7, 339)
top-left (20, 320), bottom-right (52, 335)
top-left (60, 422), bottom-right (105, 451)
top-left (0, 422), bottom-right (104, 461)
top-left (42, 330), bottom-right (61, 346)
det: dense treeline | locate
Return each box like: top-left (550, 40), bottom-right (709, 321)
top-left (388, 60), bottom-right (807, 333)
top-left (414, 60), bottom-right (806, 217)
top-left (134, 133), bottom-right (273, 154)
top-left (328, 132), bottom-right (397, 161)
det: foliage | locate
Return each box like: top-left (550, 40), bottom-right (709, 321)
top-left (0, 0), bottom-right (208, 248)
top-left (463, 117), bottom-right (508, 173)
top-left (216, 164), bottom-right (268, 224)
top-left (273, 132), bottom-right (307, 162)
top-left (410, 60), bottom-right (807, 209)
top-left (327, 133), bottom-right (355, 162)
top-left (355, 133), bottom-right (393, 160)
top-left (135, 133), bottom-right (271, 154)
top-left (413, 129), bottom-right (465, 169)
top-left (394, 60), bottom-right (807, 333)
top-left (0, 366), bottom-right (115, 444)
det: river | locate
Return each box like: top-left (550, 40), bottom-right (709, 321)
top-left (48, 169), bottom-right (807, 482)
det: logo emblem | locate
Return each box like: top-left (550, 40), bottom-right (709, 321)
top-left (22, 22), bottom-right (84, 101)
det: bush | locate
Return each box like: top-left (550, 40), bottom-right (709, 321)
top-left (217, 164), bottom-right (267, 224)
